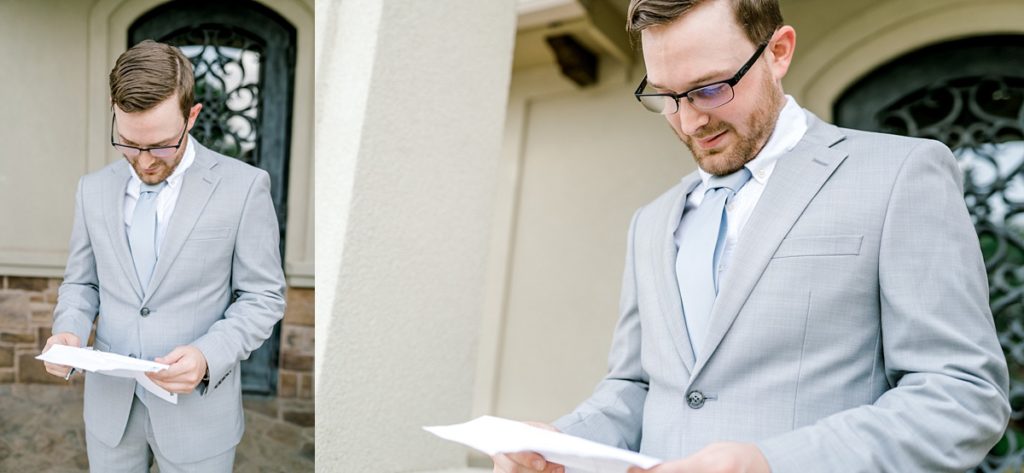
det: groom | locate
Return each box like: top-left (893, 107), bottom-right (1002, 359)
top-left (494, 0), bottom-right (1009, 472)
top-left (42, 40), bottom-right (286, 472)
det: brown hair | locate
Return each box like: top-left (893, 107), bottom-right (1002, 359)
top-left (109, 40), bottom-right (195, 118)
top-left (626, 0), bottom-right (782, 46)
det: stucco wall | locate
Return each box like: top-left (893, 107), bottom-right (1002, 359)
top-left (314, 0), bottom-right (516, 471)
top-left (0, 1), bottom-right (92, 276)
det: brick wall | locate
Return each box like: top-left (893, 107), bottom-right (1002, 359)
top-left (276, 287), bottom-right (315, 428)
top-left (0, 277), bottom-right (65, 385)
top-left (0, 276), bottom-right (315, 408)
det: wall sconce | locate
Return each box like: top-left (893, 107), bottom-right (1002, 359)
top-left (545, 34), bottom-right (599, 87)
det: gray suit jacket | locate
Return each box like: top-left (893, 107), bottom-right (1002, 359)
top-left (553, 112), bottom-right (1010, 472)
top-left (52, 141), bottom-right (286, 463)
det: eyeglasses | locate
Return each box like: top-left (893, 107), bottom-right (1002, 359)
top-left (634, 41), bottom-right (769, 115)
top-left (110, 114), bottom-right (188, 159)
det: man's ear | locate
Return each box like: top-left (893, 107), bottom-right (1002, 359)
top-left (187, 102), bottom-right (203, 130)
top-left (766, 25), bottom-right (796, 81)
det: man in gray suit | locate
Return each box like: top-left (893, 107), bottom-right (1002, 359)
top-left (40, 40), bottom-right (285, 472)
top-left (494, 1), bottom-right (1010, 472)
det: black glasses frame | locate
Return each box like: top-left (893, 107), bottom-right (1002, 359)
top-left (634, 41), bottom-right (770, 114)
top-left (110, 113), bottom-right (189, 158)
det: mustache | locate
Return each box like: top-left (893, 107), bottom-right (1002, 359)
top-left (667, 125), bottom-right (728, 141)
top-left (689, 126), bottom-right (729, 141)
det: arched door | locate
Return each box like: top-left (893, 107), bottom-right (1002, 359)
top-left (836, 35), bottom-right (1024, 472)
top-left (128, 0), bottom-right (297, 396)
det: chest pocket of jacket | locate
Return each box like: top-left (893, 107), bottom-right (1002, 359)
top-left (188, 226), bottom-right (231, 241)
top-left (772, 234), bottom-right (863, 259)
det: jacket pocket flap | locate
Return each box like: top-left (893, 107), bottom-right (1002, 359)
top-left (773, 235), bottom-right (863, 258)
top-left (188, 226), bottom-right (230, 241)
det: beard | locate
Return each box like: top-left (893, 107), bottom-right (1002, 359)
top-left (128, 150), bottom-right (183, 185)
top-left (678, 78), bottom-right (785, 176)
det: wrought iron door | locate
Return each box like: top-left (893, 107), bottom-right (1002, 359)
top-left (128, 0), bottom-right (297, 395)
top-left (836, 35), bottom-right (1024, 472)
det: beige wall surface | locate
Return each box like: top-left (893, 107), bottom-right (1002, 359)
top-left (315, 0), bottom-right (516, 471)
top-left (484, 0), bottom-right (1024, 427)
top-left (481, 58), bottom-right (695, 423)
top-left (0, 0), bottom-right (315, 286)
top-left (0, 0), bottom-right (94, 276)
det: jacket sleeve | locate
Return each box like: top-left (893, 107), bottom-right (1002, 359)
top-left (757, 140), bottom-right (1010, 472)
top-left (192, 170), bottom-right (287, 392)
top-left (553, 209), bottom-right (649, 452)
top-left (52, 176), bottom-right (99, 344)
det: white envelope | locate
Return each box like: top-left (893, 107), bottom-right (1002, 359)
top-left (424, 416), bottom-right (661, 473)
top-left (37, 344), bottom-right (178, 404)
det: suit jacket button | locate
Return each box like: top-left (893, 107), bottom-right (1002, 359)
top-left (140, 307), bottom-right (150, 317)
top-left (687, 390), bottom-right (706, 409)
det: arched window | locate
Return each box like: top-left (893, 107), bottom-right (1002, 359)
top-left (129, 0), bottom-right (297, 396)
top-left (836, 35), bottom-right (1024, 472)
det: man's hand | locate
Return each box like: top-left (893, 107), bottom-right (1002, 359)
top-left (42, 332), bottom-right (81, 378)
top-left (492, 422), bottom-right (565, 473)
top-left (146, 345), bottom-right (208, 394)
top-left (627, 442), bottom-right (770, 473)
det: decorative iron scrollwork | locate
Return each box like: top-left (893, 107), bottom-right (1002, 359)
top-left (878, 75), bottom-right (1024, 472)
top-left (166, 26), bottom-right (264, 166)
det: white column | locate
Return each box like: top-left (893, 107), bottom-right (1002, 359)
top-left (315, 1), bottom-right (516, 471)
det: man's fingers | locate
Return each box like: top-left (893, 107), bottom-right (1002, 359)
top-left (543, 462), bottom-right (564, 473)
top-left (493, 453), bottom-right (536, 473)
top-left (42, 333), bottom-right (81, 354)
top-left (155, 346), bottom-right (188, 365)
top-left (492, 453), bottom-right (516, 472)
top-left (147, 365), bottom-right (184, 381)
top-left (41, 333), bottom-right (79, 378)
top-left (65, 334), bottom-right (81, 347)
top-left (507, 451), bottom-right (549, 471)
top-left (43, 362), bottom-right (70, 377)
top-left (150, 352), bottom-right (194, 382)
top-left (147, 377), bottom-right (193, 394)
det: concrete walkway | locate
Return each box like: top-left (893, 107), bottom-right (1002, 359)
top-left (0, 384), bottom-right (313, 472)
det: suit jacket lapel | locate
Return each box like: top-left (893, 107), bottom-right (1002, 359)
top-left (142, 142), bottom-right (221, 305)
top-left (690, 114), bottom-right (849, 378)
top-left (654, 173), bottom-right (702, 373)
top-left (103, 162), bottom-right (145, 301)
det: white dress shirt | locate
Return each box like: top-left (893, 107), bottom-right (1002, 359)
top-left (124, 135), bottom-right (197, 257)
top-left (674, 96), bottom-right (809, 281)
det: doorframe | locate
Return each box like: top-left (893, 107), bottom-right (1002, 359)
top-left (783, 0), bottom-right (1024, 121)
top-left (85, 0), bottom-right (314, 288)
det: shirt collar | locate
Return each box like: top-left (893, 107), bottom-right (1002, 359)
top-left (126, 135), bottom-right (197, 197)
top-left (694, 95), bottom-right (807, 188)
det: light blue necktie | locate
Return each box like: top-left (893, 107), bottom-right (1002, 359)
top-left (128, 182), bottom-right (166, 294)
top-left (677, 168), bottom-right (752, 359)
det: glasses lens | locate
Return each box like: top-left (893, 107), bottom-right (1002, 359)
top-left (689, 83), bottom-right (734, 110)
top-left (149, 147), bottom-right (177, 159)
top-left (638, 95), bottom-right (676, 115)
top-left (114, 144), bottom-right (140, 158)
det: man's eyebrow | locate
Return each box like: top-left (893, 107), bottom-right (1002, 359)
top-left (648, 70), bottom-right (731, 93)
top-left (116, 132), bottom-right (179, 147)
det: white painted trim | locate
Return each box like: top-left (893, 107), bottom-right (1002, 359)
top-left (787, 0), bottom-right (1024, 120)
top-left (518, 0), bottom-right (577, 15)
top-left (517, 0), bottom-right (586, 30)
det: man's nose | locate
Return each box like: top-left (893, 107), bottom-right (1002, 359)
top-left (672, 100), bottom-right (710, 136)
top-left (136, 152), bottom-right (158, 167)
